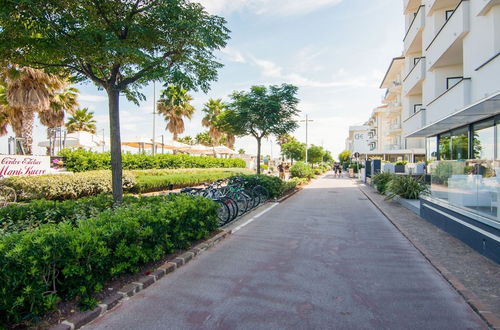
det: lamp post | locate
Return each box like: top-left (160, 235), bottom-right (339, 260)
top-left (152, 81), bottom-right (156, 155)
top-left (299, 114), bottom-right (313, 164)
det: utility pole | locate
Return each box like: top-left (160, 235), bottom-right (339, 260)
top-left (300, 114), bottom-right (314, 164)
top-left (102, 129), bottom-right (105, 153)
top-left (152, 81), bottom-right (156, 155)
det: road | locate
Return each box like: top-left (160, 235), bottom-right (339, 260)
top-left (88, 174), bottom-right (487, 329)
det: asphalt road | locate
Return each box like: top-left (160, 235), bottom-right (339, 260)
top-left (88, 174), bottom-right (487, 330)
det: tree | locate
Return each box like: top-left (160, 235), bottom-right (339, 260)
top-left (307, 145), bottom-right (325, 165)
top-left (338, 150), bottom-right (352, 163)
top-left (238, 148), bottom-right (245, 155)
top-left (281, 139), bottom-right (306, 164)
top-left (0, 0), bottom-right (229, 203)
top-left (157, 85), bottom-right (195, 141)
top-left (202, 98), bottom-right (226, 145)
top-left (178, 136), bottom-right (194, 145)
top-left (66, 108), bottom-right (97, 134)
top-left (324, 150), bottom-right (334, 163)
top-left (195, 131), bottom-right (213, 146)
top-left (219, 84), bottom-right (300, 174)
top-left (0, 66), bottom-right (78, 154)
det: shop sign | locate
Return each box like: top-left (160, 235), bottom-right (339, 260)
top-left (0, 155), bottom-right (51, 177)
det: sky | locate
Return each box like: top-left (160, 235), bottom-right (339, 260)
top-left (0, 0), bottom-right (405, 159)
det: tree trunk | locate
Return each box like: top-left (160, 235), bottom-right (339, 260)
top-left (106, 87), bottom-right (124, 204)
top-left (21, 109), bottom-right (34, 155)
top-left (256, 136), bottom-right (261, 175)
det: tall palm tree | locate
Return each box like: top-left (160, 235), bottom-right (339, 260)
top-left (0, 66), bottom-right (77, 154)
top-left (202, 98), bottom-right (227, 146)
top-left (195, 131), bottom-right (213, 146)
top-left (157, 85), bottom-right (195, 141)
top-left (66, 108), bottom-right (97, 133)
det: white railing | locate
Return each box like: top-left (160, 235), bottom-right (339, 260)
top-left (403, 109), bottom-right (426, 136)
top-left (403, 57), bottom-right (426, 95)
top-left (426, 78), bottom-right (471, 125)
top-left (404, 5), bottom-right (425, 54)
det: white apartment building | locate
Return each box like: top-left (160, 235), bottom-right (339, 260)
top-left (345, 125), bottom-right (371, 156)
top-left (401, 0), bottom-right (500, 261)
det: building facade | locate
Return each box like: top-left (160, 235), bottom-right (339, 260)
top-left (402, 0), bottom-right (500, 261)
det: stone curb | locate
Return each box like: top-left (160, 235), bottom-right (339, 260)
top-left (358, 184), bottom-right (500, 329)
top-left (49, 229), bottom-right (231, 330)
top-left (276, 187), bottom-right (303, 203)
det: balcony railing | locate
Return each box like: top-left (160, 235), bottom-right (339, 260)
top-left (477, 0), bottom-right (500, 15)
top-left (426, 0), bottom-right (470, 70)
top-left (403, 108), bottom-right (426, 136)
top-left (403, 57), bottom-right (426, 96)
top-left (426, 0), bottom-right (461, 15)
top-left (404, 5), bottom-right (425, 55)
top-left (426, 78), bottom-right (471, 125)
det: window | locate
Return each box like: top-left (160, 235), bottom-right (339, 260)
top-left (413, 57), bottom-right (421, 65)
top-left (445, 10), bottom-right (454, 21)
top-left (446, 77), bottom-right (462, 90)
top-left (439, 133), bottom-right (451, 160)
top-left (413, 104), bottom-right (423, 114)
top-left (473, 119), bottom-right (495, 160)
top-left (427, 136), bottom-right (438, 161)
top-left (451, 127), bottom-right (469, 160)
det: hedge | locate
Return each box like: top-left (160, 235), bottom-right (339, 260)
top-left (0, 171), bottom-right (136, 201)
top-left (0, 194), bottom-right (218, 327)
top-left (290, 162), bottom-right (315, 179)
top-left (132, 168), bottom-right (252, 193)
top-left (59, 149), bottom-right (246, 172)
top-left (236, 174), bottom-right (293, 198)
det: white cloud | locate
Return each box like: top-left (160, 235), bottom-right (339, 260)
top-left (196, 0), bottom-right (343, 16)
top-left (221, 47), bottom-right (246, 63)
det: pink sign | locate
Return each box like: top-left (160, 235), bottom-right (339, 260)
top-left (0, 155), bottom-right (51, 177)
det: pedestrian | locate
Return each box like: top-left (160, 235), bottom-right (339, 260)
top-left (278, 162), bottom-right (285, 180)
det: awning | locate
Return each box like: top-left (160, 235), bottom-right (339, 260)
top-left (407, 91), bottom-right (500, 137)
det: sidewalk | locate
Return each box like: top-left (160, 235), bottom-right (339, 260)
top-left (359, 182), bottom-right (500, 327)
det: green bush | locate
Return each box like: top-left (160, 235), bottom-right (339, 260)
top-left (132, 168), bottom-right (252, 193)
top-left (290, 162), bottom-right (314, 179)
top-left (386, 175), bottom-right (430, 200)
top-left (0, 171), bottom-right (136, 201)
top-left (372, 172), bottom-right (394, 194)
top-left (0, 194), bottom-right (218, 327)
top-left (235, 174), bottom-right (284, 198)
top-left (395, 160), bottom-right (408, 166)
top-left (59, 149), bottom-right (246, 172)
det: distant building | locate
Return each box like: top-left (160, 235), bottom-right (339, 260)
top-left (345, 125), bottom-right (371, 156)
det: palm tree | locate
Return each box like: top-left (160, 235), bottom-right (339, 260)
top-left (195, 131), bottom-right (213, 146)
top-left (178, 136), bottom-right (195, 145)
top-left (0, 66), bottom-right (78, 154)
top-left (202, 98), bottom-right (227, 146)
top-left (66, 108), bottom-right (97, 133)
top-left (157, 85), bottom-right (195, 141)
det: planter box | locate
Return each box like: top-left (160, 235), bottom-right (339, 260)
top-left (395, 165), bottom-right (406, 173)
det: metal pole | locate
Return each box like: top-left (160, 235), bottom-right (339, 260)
top-left (305, 114), bottom-right (308, 164)
top-left (161, 134), bottom-right (164, 154)
top-left (152, 81), bottom-right (156, 155)
top-left (102, 129), bottom-right (105, 153)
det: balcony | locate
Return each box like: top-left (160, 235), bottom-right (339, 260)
top-left (426, 1), bottom-right (470, 70)
top-left (388, 123), bottom-right (403, 135)
top-left (404, 6), bottom-right (425, 55)
top-left (477, 0), bottom-right (500, 15)
top-left (384, 81), bottom-right (402, 102)
top-left (426, 78), bottom-right (471, 125)
top-left (403, 57), bottom-right (426, 96)
top-left (403, 109), bottom-right (426, 136)
top-left (404, 0), bottom-right (422, 13)
top-left (426, 0), bottom-right (461, 15)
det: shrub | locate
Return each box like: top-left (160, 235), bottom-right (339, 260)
top-left (395, 160), bottom-right (408, 166)
top-left (385, 175), bottom-right (430, 200)
top-left (0, 194), bottom-right (218, 327)
top-left (290, 162), bottom-right (314, 179)
top-left (372, 172), bottom-right (394, 194)
top-left (59, 149), bottom-right (246, 172)
top-left (0, 171), bottom-right (136, 201)
top-left (132, 168), bottom-right (252, 193)
top-left (235, 174), bottom-right (284, 198)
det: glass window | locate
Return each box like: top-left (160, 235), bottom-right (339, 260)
top-left (446, 77), bottom-right (462, 89)
top-left (445, 10), bottom-right (454, 20)
top-left (473, 120), bottom-right (494, 160)
top-left (439, 133), bottom-right (451, 160)
top-left (451, 127), bottom-right (469, 160)
top-left (427, 136), bottom-right (438, 161)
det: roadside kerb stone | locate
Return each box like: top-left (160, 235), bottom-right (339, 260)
top-left (117, 283), bottom-right (141, 297)
top-left (358, 183), bottom-right (500, 329)
top-left (158, 262), bottom-right (176, 274)
top-left (151, 269), bottom-right (166, 280)
top-left (135, 275), bottom-right (155, 289)
top-left (100, 293), bottom-right (123, 311)
top-left (65, 306), bottom-right (102, 329)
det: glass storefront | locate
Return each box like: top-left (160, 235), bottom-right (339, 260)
top-left (427, 115), bottom-right (499, 223)
top-left (426, 136), bottom-right (437, 161)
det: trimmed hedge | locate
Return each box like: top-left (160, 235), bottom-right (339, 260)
top-left (132, 168), bottom-right (252, 193)
top-left (0, 194), bottom-right (218, 326)
top-left (59, 149), bottom-right (246, 172)
top-left (290, 162), bottom-right (314, 179)
top-left (0, 171), bottom-right (136, 201)
top-left (236, 174), bottom-right (295, 198)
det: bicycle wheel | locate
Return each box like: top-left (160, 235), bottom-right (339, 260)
top-left (253, 185), bottom-right (269, 204)
top-left (245, 189), bottom-right (259, 209)
top-left (214, 199), bottom-right (231, 226)
top-left (231, 192), bottom-right (250, 216)
top-left (221, 196), bottom-right (238, 223)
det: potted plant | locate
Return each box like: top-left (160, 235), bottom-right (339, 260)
top-left (394, 160), bottom-right (407, 173)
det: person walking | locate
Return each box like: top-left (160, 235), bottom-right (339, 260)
top-left (278, 162), bottom-right (285, 180)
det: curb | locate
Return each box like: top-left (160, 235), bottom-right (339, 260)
top-left (359, 185), bottom-right (500, 329)
top-left (276, 187), bottom-right (302, 203)
top-left (49, 230), bottom-right (231, 330)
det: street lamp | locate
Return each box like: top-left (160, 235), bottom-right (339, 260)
top-left (152, 81), bottom-right (157, 155)
top-left (299, 114), bottom-right (313, 164)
